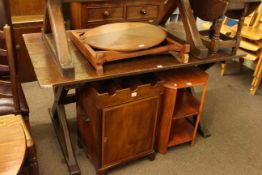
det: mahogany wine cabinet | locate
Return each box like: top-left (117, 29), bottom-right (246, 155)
top-left (77, 74), bottom-right (164, 175)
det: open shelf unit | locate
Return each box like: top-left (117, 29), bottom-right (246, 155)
top-left (168, 118), bottom-right (194, 147)
top-left (157, 67), bottom-right (209, 154)
top-left (168, 89), bottom-right (200, 147)
top-left (173, 90), bottom-right (200, 120)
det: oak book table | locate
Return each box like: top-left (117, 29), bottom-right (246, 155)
top-left (23, 32), bottom-right (244, 175)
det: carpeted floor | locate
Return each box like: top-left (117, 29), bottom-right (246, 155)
top-left (22, 63), bottom-right (262, 175)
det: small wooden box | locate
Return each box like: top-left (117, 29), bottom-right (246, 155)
top-left (77, 74), bottom-right (164, 175)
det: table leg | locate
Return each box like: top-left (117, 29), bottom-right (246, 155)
top-left (49, 86), bottom-right (80, 175)
top-left (220, 61), bottom-right (227, 76)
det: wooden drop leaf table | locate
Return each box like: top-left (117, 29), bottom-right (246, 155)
top-left (23, 32), bottom-right (244, 175)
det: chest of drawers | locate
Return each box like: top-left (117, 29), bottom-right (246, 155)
top-left (70, 0), bottom-right (164, 29)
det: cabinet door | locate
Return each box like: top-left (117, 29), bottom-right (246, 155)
top-left (102, 97), bottom-right (159, 166)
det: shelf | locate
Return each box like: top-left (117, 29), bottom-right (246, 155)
top-left (173, 90), bottom-right (200, 120)
top-left (168, 118), bottom-right (194, 147)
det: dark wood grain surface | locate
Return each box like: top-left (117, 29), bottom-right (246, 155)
top-left (23, 32), bottom-right (244, 88)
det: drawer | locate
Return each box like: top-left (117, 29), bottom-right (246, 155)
top-left (86, 6), bottom-right (124, 23)
top-left (126, 5), bottom-right (159, 20)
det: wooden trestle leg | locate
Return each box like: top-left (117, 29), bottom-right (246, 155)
top-left (49, 86), bottom-right (80, 175)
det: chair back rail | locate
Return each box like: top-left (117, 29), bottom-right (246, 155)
top-left (0, 64), bottom-right (9, 71)
top-left (0, 30), bottom-right (4, 39)
top-left (0, 48), bottom-right (7, 56)
top-left (0, 79), bottom-right (11, 84)
top-left (0, 25), bottom-right (20, 114)
top-left (0, 93), bottom-right (12, 98)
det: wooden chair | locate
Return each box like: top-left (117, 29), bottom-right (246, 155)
top-left (190, 0), bottom-right (261, 55)
top-left (0, 24), bottom-right (30, 126)
top-left (0, 114), bottom-right (39, 175)
top-left (220, 5), bottom-right (262, 95)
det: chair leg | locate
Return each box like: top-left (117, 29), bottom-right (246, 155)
top-left (251, 57), bottom-right (262, 95)
top-left (27, 143), bottom-right (39, 175)
top-left (220, 62), bottom-right (227, 76)
top-left (239, 58), bottom-right (244, 73)
top-left (250, 72), bottom-right (262, 96)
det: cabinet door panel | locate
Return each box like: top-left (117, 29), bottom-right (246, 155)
top-left (102, 97), bottom-right (159, 166)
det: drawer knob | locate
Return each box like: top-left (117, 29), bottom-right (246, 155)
top-left (140, 9), bottom-right (147, 15)
top-left (103, 10), bottom-right (110, 17)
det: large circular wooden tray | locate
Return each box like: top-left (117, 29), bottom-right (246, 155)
top-left (83, 22), bottom-right (167, 52)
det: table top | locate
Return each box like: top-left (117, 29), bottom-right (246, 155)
top-left (23, 32), bottom-right (244, 88)
top-left (81, 22), bottom-right (167, 52)
top-left (0, 125), bottom-right (26, 175)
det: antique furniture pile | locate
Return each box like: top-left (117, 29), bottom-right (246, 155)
top-left (24, 0), bottom-right (260, 174)
top-left (0, 0), bottom-right (261, 175)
